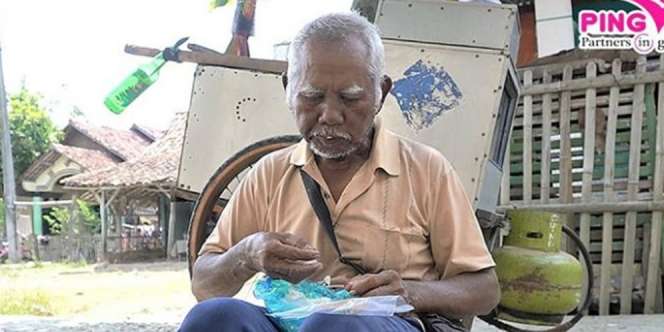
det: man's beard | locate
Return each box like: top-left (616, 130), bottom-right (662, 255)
top-left (308, 124), bottom-right (373, 160)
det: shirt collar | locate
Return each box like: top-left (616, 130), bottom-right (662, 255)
top-left (289, 120), bottom-right (401, 176)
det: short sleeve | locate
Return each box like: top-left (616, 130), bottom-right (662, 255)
top-left (198, 161), bottom-right (269, 256)
top-left (428, 159), bottom-right (495, 279)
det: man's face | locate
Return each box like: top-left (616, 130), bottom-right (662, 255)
top-left (290, 38), bottom-right (382, 159)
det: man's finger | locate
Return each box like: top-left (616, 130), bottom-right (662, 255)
top-left (270, 241), bottom-right (320, 261)
top-left (274, 232), bottom-right (315, 250)
top-left (346, 274), bottom-right (388, 296)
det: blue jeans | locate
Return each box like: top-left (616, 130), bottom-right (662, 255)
top-left (179, 298), bottom-right (422, 332)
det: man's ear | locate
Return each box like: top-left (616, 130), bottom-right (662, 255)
top-left (379, 75), bottom-right (393, 105)
top-left (282, 73), bottom-right (288, 91)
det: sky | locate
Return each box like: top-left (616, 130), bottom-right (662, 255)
top-left (0, 0), bottom-right (353, 130)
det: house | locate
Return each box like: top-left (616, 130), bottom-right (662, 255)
top-left (18, 119), bottom-right (163, 260)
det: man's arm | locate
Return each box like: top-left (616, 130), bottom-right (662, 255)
top-left (191, 243), bottom-right (256, 301)
top-left (192, 232), bottom-right (322, 302)
top-left (346, 268), bottom-right (500, 318)
top-left (404, 268), bottom-right (500, 317)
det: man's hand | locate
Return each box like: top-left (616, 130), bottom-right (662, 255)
top-left (344, 270), bottom-right (409, 300)
top-left (240, 232), bottom-right (322, 283)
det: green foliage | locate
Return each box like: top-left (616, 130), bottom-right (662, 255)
top-left (44, 207), bottom-right (70, 235)
top-left (43, 199), bottom-right (100, 235)
top-left (77, 199), bottom-right (101, 233)
top-left (3, 88), bottom-right (62, 183)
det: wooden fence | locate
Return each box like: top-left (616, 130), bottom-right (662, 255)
top-left (502, 53), bottom-right (664, 315)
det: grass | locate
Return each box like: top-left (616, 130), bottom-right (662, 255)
top-left (0, 261), bottom-right (196, 321)
top-left (0, 289), bottom-right (62, 316)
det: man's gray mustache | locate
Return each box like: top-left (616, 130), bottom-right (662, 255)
top-left (310, 128), bottom-right (351, 140)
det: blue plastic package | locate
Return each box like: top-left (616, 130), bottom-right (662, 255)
top-left (253, 276), bottom-right (414, 332)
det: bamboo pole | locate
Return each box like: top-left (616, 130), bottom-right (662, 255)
top-left (580, 62), bottom-right (597, 277)
top-left (500, 200), bottom-right (664, 213)
top-left (620, 57), bottom-right (646, 314)
top-left (579, 63), bottom-right (597, 314)
top-left (521, 68), bottom-right (664, 96)
top-left (600, 59), bottom-right (621, 315)
top-left (541, 70), bottom-right (552, 203)
top-left (645, 55), bottom-right (664, 313)
top-left (559, 65), bottom-right (574, 205)
top-left (515, 92), bottom-right (634, 117)
top-left (559, 65), bottom-right (575, 254)
top-left (523, 70), bottom-right (533, 203)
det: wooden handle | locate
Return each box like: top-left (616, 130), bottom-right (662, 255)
top-left (123, 44), bottom-right (287, 74)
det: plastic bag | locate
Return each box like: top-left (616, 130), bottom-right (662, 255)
top-left (253, 276), bottom-right (414, 332)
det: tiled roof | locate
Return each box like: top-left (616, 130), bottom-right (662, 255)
top-left (62, 113), bottom-right (186, 188)
top-left (67, 119), bottom-right (153, 160)
top-left (52, 144), bottom-right (117, 170)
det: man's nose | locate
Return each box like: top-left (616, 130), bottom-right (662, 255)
top-left (318, 96), bottom-right (344, 125)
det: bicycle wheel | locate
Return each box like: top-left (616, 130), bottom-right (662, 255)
top-left (187, 135), bottom-right (301, 276)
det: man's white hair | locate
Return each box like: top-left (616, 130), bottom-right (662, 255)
top-left (285, 12), bottom-right (385, 107)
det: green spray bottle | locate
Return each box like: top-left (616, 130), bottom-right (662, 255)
top-left (104, 37), bottom-right (189, 114)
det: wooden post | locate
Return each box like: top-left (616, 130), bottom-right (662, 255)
top-left (541, 70), bottom-right (552, 203)
top-left (600, 59), bottom-right (621, 315)
top-left (645, 55), bottom-right (664, 313)
top-left (523, 70), bottom-right (533, 203)
top-left (580, 63), bottom-right (597, 313)
top-left (559, 65), bottom-right (575, 253)
top-left (621, 57), bottom-right (646, 314)
top-left (559, 65), bottom-right (574, 204)
top-left (580, 62), bottom-right (597, 251)
top-left (167, 201), bottom-right (177, 259)
top-left (99, 190), bottom-right (107, 262)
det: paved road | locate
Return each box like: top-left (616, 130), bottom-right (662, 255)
top-left (472, 314), bottom-right (664, 331)
top-left (2, 314), bottom-right (664, 331)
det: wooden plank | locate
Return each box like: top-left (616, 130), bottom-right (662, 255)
top-left (501, 144), bottom-right (511, 205)
top-left (645, 54), bottom-right (664, 313)
top-left (521, 68), bottom-right (664, 96)
top-left (541, 70), bottom-right (552, 203)
top-left (124, 44), bottom-right (288, 74)
top-left (523, 70), bottom-right (533, 204)
top-left (559, 66), bottom-right (575, 253)
top-left (620, 57), bottom-right (646, 314)
top-left (500, 201), bottom-right (664, 214)
top-left (581, 63), bottom-right (597, 277)
top-left (600, 59), bottom-right (621, 316)
top-left (559, 65), bottom-right (574, 205)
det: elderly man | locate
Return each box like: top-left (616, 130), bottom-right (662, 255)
top-left (180, 12), bottom-right (499, 332)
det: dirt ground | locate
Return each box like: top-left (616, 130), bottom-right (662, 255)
top-left (2, 261), bottom-right (664, 331)
top-left (0, 260), bottom-right (196, 330)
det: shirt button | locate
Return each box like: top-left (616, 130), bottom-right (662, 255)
top-left (323, 192), bottom-right (330, 199)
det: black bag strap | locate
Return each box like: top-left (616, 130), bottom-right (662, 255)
top-left (299, 169), bottom-right (366, 275)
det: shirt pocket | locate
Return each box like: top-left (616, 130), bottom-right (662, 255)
top-left (358, 222), bottom-right (426, 274)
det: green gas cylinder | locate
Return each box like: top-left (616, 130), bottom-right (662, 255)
top-left (492, 210), bottom-right (584, 325)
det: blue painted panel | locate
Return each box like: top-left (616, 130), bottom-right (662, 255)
top-left (390, 60), bottom-right (463, 130)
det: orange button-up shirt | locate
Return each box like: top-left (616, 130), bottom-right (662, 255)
top-left (201, 122), bottom-right (495, 285)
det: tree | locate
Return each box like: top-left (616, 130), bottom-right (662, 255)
top-left (1, 88), bottom-right (62, 187)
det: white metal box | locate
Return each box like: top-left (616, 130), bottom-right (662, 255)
top-left (177, 0), bottom-right (521, 214)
